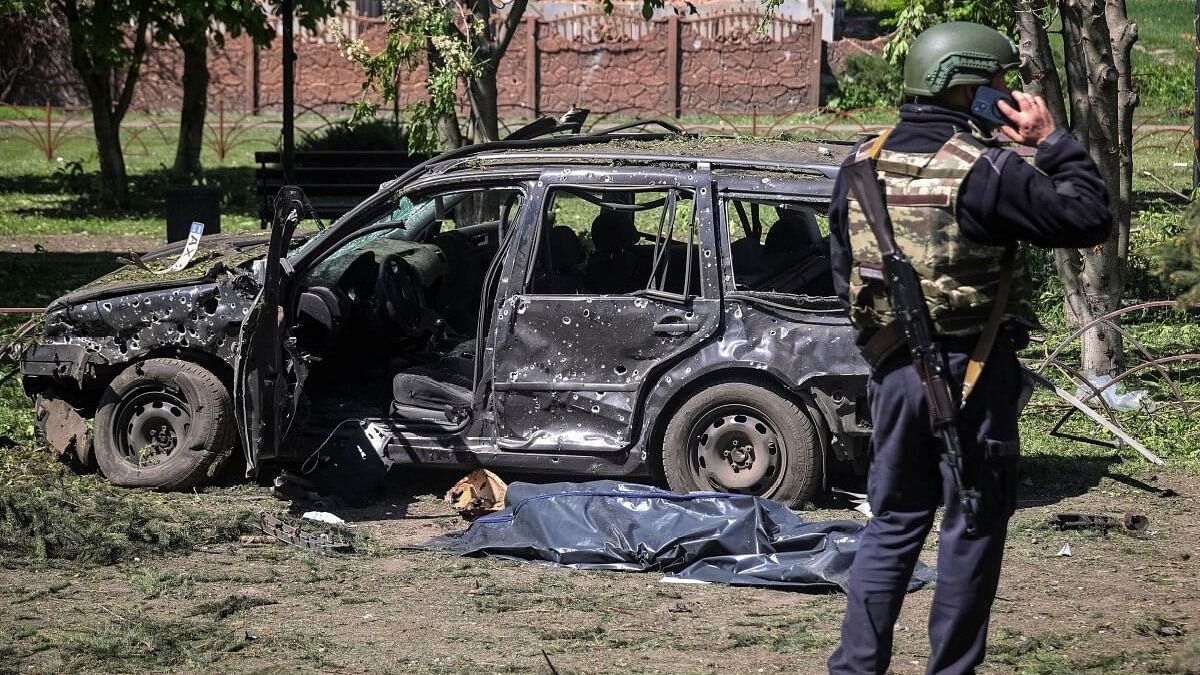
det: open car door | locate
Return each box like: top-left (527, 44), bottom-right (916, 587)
top-left (233, 187), bottom-right (306, 474)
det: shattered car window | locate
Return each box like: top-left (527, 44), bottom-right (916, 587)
top-left (530, 188), bottom-right (699, 296)
top-left (723, 197), bottom-right (836, 297)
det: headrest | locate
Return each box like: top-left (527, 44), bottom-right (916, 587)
top-left (590, 210), bottom-right (639, 252)
top-left (765, 209), bottom-right (820, 254)
top-left (548, 226), bottom-right (585, 271)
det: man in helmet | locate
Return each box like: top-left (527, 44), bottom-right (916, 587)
top-left (826, 22), bottom-right (1110, 675)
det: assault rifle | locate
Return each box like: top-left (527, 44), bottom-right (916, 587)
top-left (842, 159), bottom-right (982, 535)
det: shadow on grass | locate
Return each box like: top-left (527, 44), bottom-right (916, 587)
top-left (1017, 450), bottom-right (1179, 508)
top-left (0, 167), bottom-right (258, 220)
top-left (0, 251), bottom-right (125, 307)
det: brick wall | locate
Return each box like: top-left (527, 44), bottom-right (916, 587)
top-left (131, 10), bottom-right (823, 118)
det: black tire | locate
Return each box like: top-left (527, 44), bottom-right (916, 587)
top-left (93, 358), bottom-right (237, 491)
top-left (661, 380), bottom-right (822, 507)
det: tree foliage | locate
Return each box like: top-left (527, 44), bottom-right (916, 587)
top-left (338, 0), bottom-right (483, 152)
top-left (881, 0), bottom-right (1012, 65)
top-left (1155, 202), bottom-right (1200, 306)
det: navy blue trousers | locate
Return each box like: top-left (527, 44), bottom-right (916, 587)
top-left (828, 340), bottom-right (1023, 675)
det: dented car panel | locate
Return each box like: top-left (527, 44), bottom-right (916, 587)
top-left (23, 273), bottom-right (259, 397)
top-left (488, 167), bottom-right (723, 453)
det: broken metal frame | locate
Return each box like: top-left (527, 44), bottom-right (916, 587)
top-left (1028, 299), bottom-right (1200, 466)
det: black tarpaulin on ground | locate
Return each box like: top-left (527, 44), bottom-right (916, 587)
top-left (427, 480), bottom-right (936, 592)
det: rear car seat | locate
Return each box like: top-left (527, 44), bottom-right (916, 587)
top-left (534, 226), bottom-right (586, 293)
top-left (584, 211), bottom-right (650, 294)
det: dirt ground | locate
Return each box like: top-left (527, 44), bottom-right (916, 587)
top-left (2, 463), bottom-right (1197, 675)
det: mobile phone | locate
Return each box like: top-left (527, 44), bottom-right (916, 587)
top-left (970, 85), bottom-right (1016, 126)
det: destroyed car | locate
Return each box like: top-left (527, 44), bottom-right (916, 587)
top-left (20, 124), bottom-right (872, 505)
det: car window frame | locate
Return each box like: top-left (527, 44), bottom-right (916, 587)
top-left (714, 175), bottom-right (838, 305)
top-left (518, 167), bottom-right (716, 303)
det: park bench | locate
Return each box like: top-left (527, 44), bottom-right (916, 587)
top-left (255, 150), bottom-right (434, 227)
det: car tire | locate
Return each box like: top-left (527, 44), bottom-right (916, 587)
top-left (93, 358), bottom-right (236, 491)
top-left (661, 380), bottom-right (822, 507)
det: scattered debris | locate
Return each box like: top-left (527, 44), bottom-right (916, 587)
top-left (444, 469), bottom-right (508, 519)
top-left (830, 488), bottom-right (873, 517)
top-left (1023, 367), bottom-right (1164, 465)
top-left (260, 512), bottom-right (354, 555)
top-left (272, 470), bottom-right (318, 501)
top-left (1056, 542), bottom-right (1072, 557)
top-left (1048, 512), bottom-right (1150, 533)
top-left (34, 395), bottom-right (91, 465)
top-left (189, 593), bottom-right (277, 619)
top-left (301, 511), bottom-right (347, 526)
top-left (1075, 373), bottom-right (1152, 412)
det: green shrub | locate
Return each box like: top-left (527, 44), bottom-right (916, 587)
top-left (829, 53), bottom-right (903, 111)
top-left (844, 0), bottom-right (905, 14)
top-left (297, 118), bottom-right (411, 152)
top-left (1134, 61), bottom-right (1192, 115)
top-left (1151, 200), bottom-right (1200, 304)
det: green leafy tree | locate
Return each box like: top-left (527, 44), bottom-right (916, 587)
top-left (29, 0), bottom-right (167, 208)
top-left (162, 0), bottom-right (342, 185)
top-left (887, 0), bottom-right (1139, 376)
top-left (339, 0), bottom-right (673, 151)
top-left (339, 0), bottom-right (530, 150)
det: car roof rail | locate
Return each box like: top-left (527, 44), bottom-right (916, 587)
top-left (590, 119), bottom-right (686, 136)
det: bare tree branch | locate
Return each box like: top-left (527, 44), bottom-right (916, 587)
top-left (493, 0), bottom-right (530, 67)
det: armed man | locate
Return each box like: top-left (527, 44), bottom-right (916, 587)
top-left (825, 22), bottom-right (1111, 675)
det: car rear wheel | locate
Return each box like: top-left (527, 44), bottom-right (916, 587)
top-left (661, 381), bottom-right (821, 507)
top-left (93, 358), bottom-right (236, 491)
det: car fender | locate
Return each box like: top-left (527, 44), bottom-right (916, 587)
top-left (632, 301), bottom-right (870, 466)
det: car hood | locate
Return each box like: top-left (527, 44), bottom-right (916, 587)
top-left (49, 232), bottom-right (274, 309)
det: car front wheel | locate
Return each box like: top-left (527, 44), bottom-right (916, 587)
top-left (661, 381), bottom-right (822, 507)
top-left (93, 358), bottom-right (236, 491)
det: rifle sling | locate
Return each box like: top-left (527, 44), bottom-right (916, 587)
top-left (961, 245), bottom-right (1016, 402)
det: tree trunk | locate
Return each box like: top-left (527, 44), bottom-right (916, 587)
top-left (61, 0), bottom-right (149, 210)
top-left (469, 66), bottom-right (501, 143)
top-left (1010, 0), bottom-right (1068, 128)
top-left (81, 75), bottom-right (128, 209)
top-left (172, 34), bottom-right (209, 184)
top-left (439, 110), bottom-right (464, 148)
top-left (1059, 0), bottom-right (1130, 376)
top-left (92, 100), bottom-right (129, 209)
top-left (1012, 0), bottom-right (1135, 376)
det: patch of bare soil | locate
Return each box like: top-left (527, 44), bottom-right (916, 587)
top-left (2, 468), bottom-right (1198, 674)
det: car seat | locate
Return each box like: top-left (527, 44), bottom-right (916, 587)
top-left (533, 226), bottom-right (586, 293)
top-left (391, 371), bottom-right (472, 425)
top-left (584, 211), bottom-right (647, 294)
top-left (760, 209), bottom-right (834, 296)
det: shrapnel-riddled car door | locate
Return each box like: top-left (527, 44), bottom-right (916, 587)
top-left (488, 168), bottom-right (720, 452)
top-left (233, 187), bottom-right (305, 474)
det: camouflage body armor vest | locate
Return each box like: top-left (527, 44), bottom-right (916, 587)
top-left (845, 132), bottom-right (1038, 337)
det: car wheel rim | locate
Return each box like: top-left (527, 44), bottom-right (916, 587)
top-left (113, 386), bottom-right (192, 467)
top-left (688, 403), bottom-right (784, 495)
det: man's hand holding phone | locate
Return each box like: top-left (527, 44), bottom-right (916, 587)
top-left (996, 91), bottom-right (1057, 147)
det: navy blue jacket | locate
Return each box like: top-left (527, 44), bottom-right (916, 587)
top-left (828, 103), bottom-right (1111, 341)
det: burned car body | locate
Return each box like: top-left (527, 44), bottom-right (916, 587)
top-left (21, 127), bottom-right (872, 504)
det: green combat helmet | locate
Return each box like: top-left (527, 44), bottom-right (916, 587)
top-left (903, 22), bottom-right (1019, 97)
